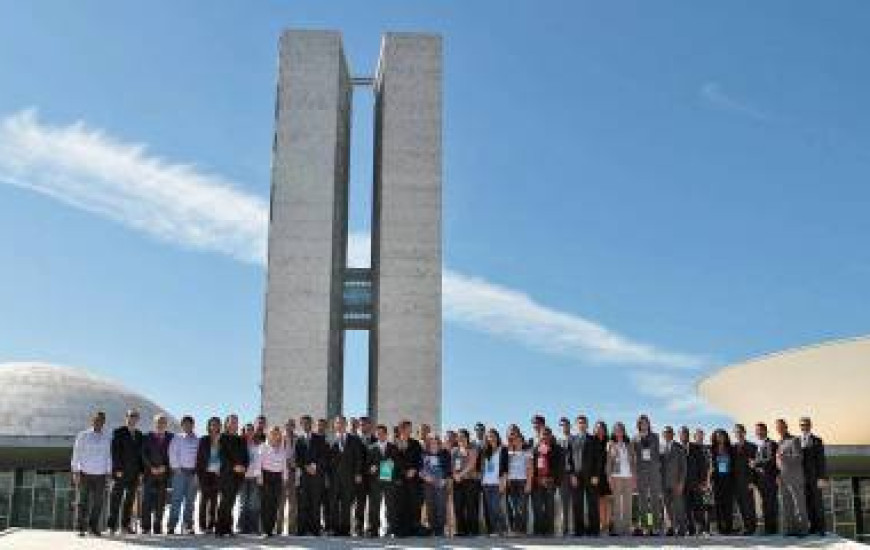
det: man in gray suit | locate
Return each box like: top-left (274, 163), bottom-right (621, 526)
top-left (776, 419), bottom-right (809, 536)
top-left (660, 426), bottom-right (687, 536)
top-left (632, 414), bottom-right (664, 535)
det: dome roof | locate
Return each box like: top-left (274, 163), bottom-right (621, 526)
top-left (0, 362), bottom-right (175, 438)
top-left (698, 336), bottom-right (870, 445)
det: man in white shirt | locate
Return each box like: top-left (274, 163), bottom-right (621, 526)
top-left (71, 411), bottom-right (112, 537)
top-left (167, 415), bottom-right (199, 535)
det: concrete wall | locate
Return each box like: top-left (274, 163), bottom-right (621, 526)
top-left (371, 33), bottom-right (443, 429)
top-left (261, 30), bottom-right (351, 423)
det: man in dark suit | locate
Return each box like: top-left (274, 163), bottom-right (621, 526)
top-left (682, 427), bottom-right (710, 535)
top-left (327, 415), bottom-right (365, 536)
top-left (799, 417), bottom-right (828, 536)
top-left (354, 416), bottom-right (377, 536)
top-left (367, 424), bottom-right (397, 537)
top-left (140, 414), bottom-right (173, 534)
top-left (753, 422), bottom-right (780, 535)
top-left (661, 426), bottom-right (687, 536)
top-left (569, 415), bottom-right (601, 536)
top-left (296, 414), bottom-right (328, 536)
top-left (107, 409), bottom-right (143, 534)
top-left (394, 419), bottom-right (424, 537)
top-left (731, 424), bottom-right (758, 535)
top-left (215, 414), bottom-right (249, 537)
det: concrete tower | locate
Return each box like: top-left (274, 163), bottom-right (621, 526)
top-left (262, 30), bottom-right (442, 429)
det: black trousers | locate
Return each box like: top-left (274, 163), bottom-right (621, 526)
top-left (532, 484), bottom-right (556, 535)
top-left (685, 484), bottom-right (709, 534)
top-left (757, 476), bottom-right (779, 534)
top-left (805, 481), bottom-right (826, 534)
top-left (297, 472), bottom-right (324, 535)
top-left (734, 479), bottom-right (757, 534)
top-left (573, 477), bottom-right (600, 535)
top-left (216, 472), bottom-right (243, 535)
top-left (198, 472), bottom-right (219, 532)
top-left (260, 471), bottom-right (283, 535)
top-left (453, 479), bottom-right (478, 536)
top-left (713, 477), bottom-right (735, 535)
top-left (393, 478), bottom-right (422, 537)
top-left (368, 479), bottom-right (391, 536)
top-left (329, 475), bottom-right (355, 536)
top-left (76, 474), bottom-right (106, 534)
top-left (354, 475), bottom-right (370, 534)
top-left (141, 474), bottom-right (168, 533)
top-left (107, 472), bottom-right (138, 531)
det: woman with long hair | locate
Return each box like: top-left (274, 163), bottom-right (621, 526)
top-left (593, 421), bottom-right (612, 534)
top-left (450, 429), bottom-right (479, 536)
top-left (710, 428), bottom-right (735, 535)
top-left (605, 421), bottom-right (636, 536)
top-left (479, 428), bottom-right (509, 536)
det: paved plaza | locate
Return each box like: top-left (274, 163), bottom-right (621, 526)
top-left (0, 530), bottom-right (864, 550)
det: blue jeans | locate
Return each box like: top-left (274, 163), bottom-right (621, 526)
top-left (168, 470), bottom-right (197, 531)
top-left (482, 484), bottom-right (505, 535)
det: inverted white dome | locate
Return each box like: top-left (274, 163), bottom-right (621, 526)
top-left (0, 362), bottom-right (175, 437)
top-left (698, 336), bottom-right (870, 445)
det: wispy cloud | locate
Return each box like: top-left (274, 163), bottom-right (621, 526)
top-left (630, 370), bottom-right (718, 416)
top-left (700, 81), bottom-right (769, 121)
top-left (0, 109), bottom-right (268, 264)
top-left (443, 271), bottom-right (703, 368)
top-left (0, 109), bottom-right (708, 374)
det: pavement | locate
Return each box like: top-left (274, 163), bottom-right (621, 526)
top-left (0, 530), bottom-right (863, 550)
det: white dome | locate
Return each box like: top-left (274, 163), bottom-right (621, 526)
top-left (698, 336), bottom-right (870, 445)
top-left (0, 362), bottom-right (175, 437)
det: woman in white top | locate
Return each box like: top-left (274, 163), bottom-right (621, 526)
top-left (257, 426), bottom-right (288, 537)
top-left (479, 428), bottom-right (509, 536)
top-left (605, 422), bottom-right (637, 536)
top-left (505, 429), bottom-right (532, 536)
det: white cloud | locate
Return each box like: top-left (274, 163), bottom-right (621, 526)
top-left (443, 270), bottom-right (705, 369)
top-left (630, 370), bottom-right (717, 416)
top-left (0, 109), bottom-right (268, 264)
top-left (700, 81), bottom-right (769, 121)
top-left (0, 109), bottom-right (707, 373)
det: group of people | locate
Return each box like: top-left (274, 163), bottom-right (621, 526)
top-left (70, 409), bottom-right (828, 539)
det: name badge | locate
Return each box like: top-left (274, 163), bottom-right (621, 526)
top-left (717, 457), bottom-right (729, 474)
top-left (379, 459), bottom-right (394, 481)
top-left (486, 460), bottom-right (496, 474)
top-left (641, 448), bottom-right (652, 461)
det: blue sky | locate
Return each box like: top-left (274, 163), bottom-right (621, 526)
top-left (1, 1), bottom-right (869, 435)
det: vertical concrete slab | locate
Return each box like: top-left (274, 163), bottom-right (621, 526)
top-left (371, 33), bottom-right (443, 429)
top-left (261, 30), bottom-right (351, 423)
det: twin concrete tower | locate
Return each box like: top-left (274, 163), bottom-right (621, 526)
top-left (261, 30), bottom-right (442, 429)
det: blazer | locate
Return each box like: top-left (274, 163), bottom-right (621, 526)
top-left (328, 433), bottom-right (365, 482)
top-left (394, 438), bottom-right (424, 481)
top-left (631, 432), bottom-right (662, 471)
top-left (754, 438), bottom-right (779, 482)
top-left (801, 434), bottom-right (827, 482)
top-left (660, 440), bottom-right (687, 489)
top-left (568, 433), bottom-right (601, 480)
top-left (195, 435), bottom-right (220, 476)
top-left (142, 432), bottom-right (173, 476)
top-left (218, 432), bottom-right (249, 477)
top-left (111, 425), bottom-right (144, 475)
top-left (532, 440), bottom-right (564, 485)
top-left (605, 440), bottom-right (637, 478)
top-left (732, 440), bottom-right (757, 485)
top-left (685, 442), bottom-right (710, 488)
top-left (367, 440), bottom-right (399, 481)
top-left (295, 432), bottom-right (329, 475)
